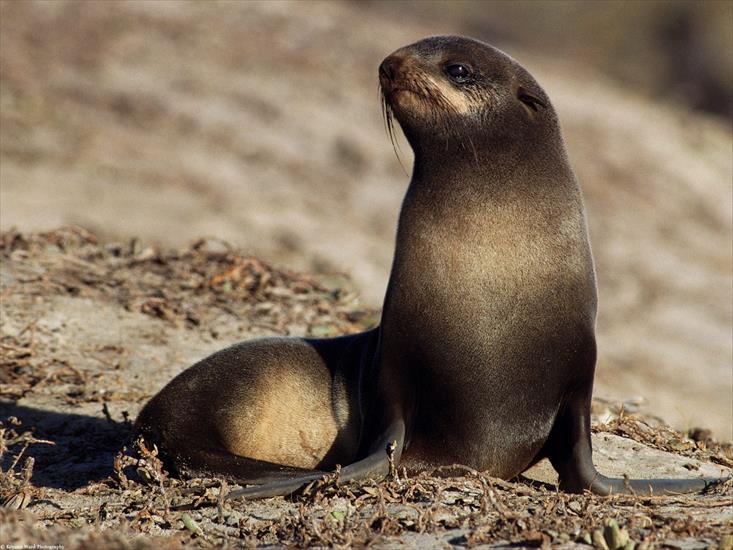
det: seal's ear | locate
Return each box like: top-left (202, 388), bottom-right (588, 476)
top-left (517, 86), bottom-right (547, 112)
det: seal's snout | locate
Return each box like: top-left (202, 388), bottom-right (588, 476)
top-left (379, 55), bottom-right (403, 85)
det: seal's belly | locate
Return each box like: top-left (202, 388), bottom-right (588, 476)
top-left (391, 312), bottom-right (576, 478)
top-left (402, 380), bottom-right (560, 478)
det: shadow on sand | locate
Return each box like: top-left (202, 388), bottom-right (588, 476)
top-left (0, 402), bottom-right (131, 491)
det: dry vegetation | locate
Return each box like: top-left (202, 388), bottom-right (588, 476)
top-left (1, 228), bottom-right (732, 548)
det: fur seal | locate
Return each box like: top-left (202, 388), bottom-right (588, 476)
top-left (134, 35), bottom-right (726, 498)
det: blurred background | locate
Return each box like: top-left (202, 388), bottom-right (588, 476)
top-left (1, 0), bottom-right (731, 437)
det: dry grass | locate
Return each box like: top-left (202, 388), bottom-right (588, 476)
top-left (1, 228), bottom-right (731, 548)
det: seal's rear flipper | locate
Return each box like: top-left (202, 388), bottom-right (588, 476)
top-left (545, 386), bottom-right (730, 495)
top-left (227, 417), bottom-right (406, 500)
top-left (166, 448), bottom-right (318, 485)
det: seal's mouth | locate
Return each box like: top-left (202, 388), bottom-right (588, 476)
top-left (378, 54), bottom-right (426, 105)
top-left (379, 72), bottom-right (432, 113)
top-left (382, 86), bottom-right (428, 105)
top-left (378, 54), bottom-right (449, 156)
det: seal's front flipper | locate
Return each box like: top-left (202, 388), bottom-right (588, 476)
top-left (545, 386), bottom-right (729, 495)
top-left (586, 473), bottom-right (725, 495)
top-left (226, 417), bottom-right (406, 500)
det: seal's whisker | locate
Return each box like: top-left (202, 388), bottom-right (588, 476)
top-left (380, 86), bottom-right (407, 175)
top-left (467, 134), bottom-right (479, 167)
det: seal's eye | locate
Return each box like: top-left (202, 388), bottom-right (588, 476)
top-left (445, 64), bottom-right (471, 83)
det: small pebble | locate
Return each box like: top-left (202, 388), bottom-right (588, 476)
top-left (225, 511), bottom-right (243, 527)
top-left (568, 500), bottom-right (583, 514)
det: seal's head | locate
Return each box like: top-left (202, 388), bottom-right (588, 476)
top-left (379, 36), bottom-right (558, 157)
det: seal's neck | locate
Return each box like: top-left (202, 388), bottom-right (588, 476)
top-left (380, 137), bottom-right (595, 343)
top-left (407, 138), bottom-right (575, 205)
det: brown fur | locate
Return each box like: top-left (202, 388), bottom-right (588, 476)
top-left (135, 36), bottom-right (726, 498)
top-left (218, 365), bottom-right (337, 468)
top-left (135, 335), bottom-right (364, 478)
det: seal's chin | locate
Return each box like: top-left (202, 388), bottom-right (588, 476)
top-left (380, 74), bottom-right (428, 107)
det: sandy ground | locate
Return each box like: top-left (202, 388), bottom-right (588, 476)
top-left (1, 1), bottom-right (730, 439)
top-left (1, 228), bottom-right (731, 548)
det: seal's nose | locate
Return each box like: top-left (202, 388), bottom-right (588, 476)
top-left (379, 55), bottom-right (403, 82)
